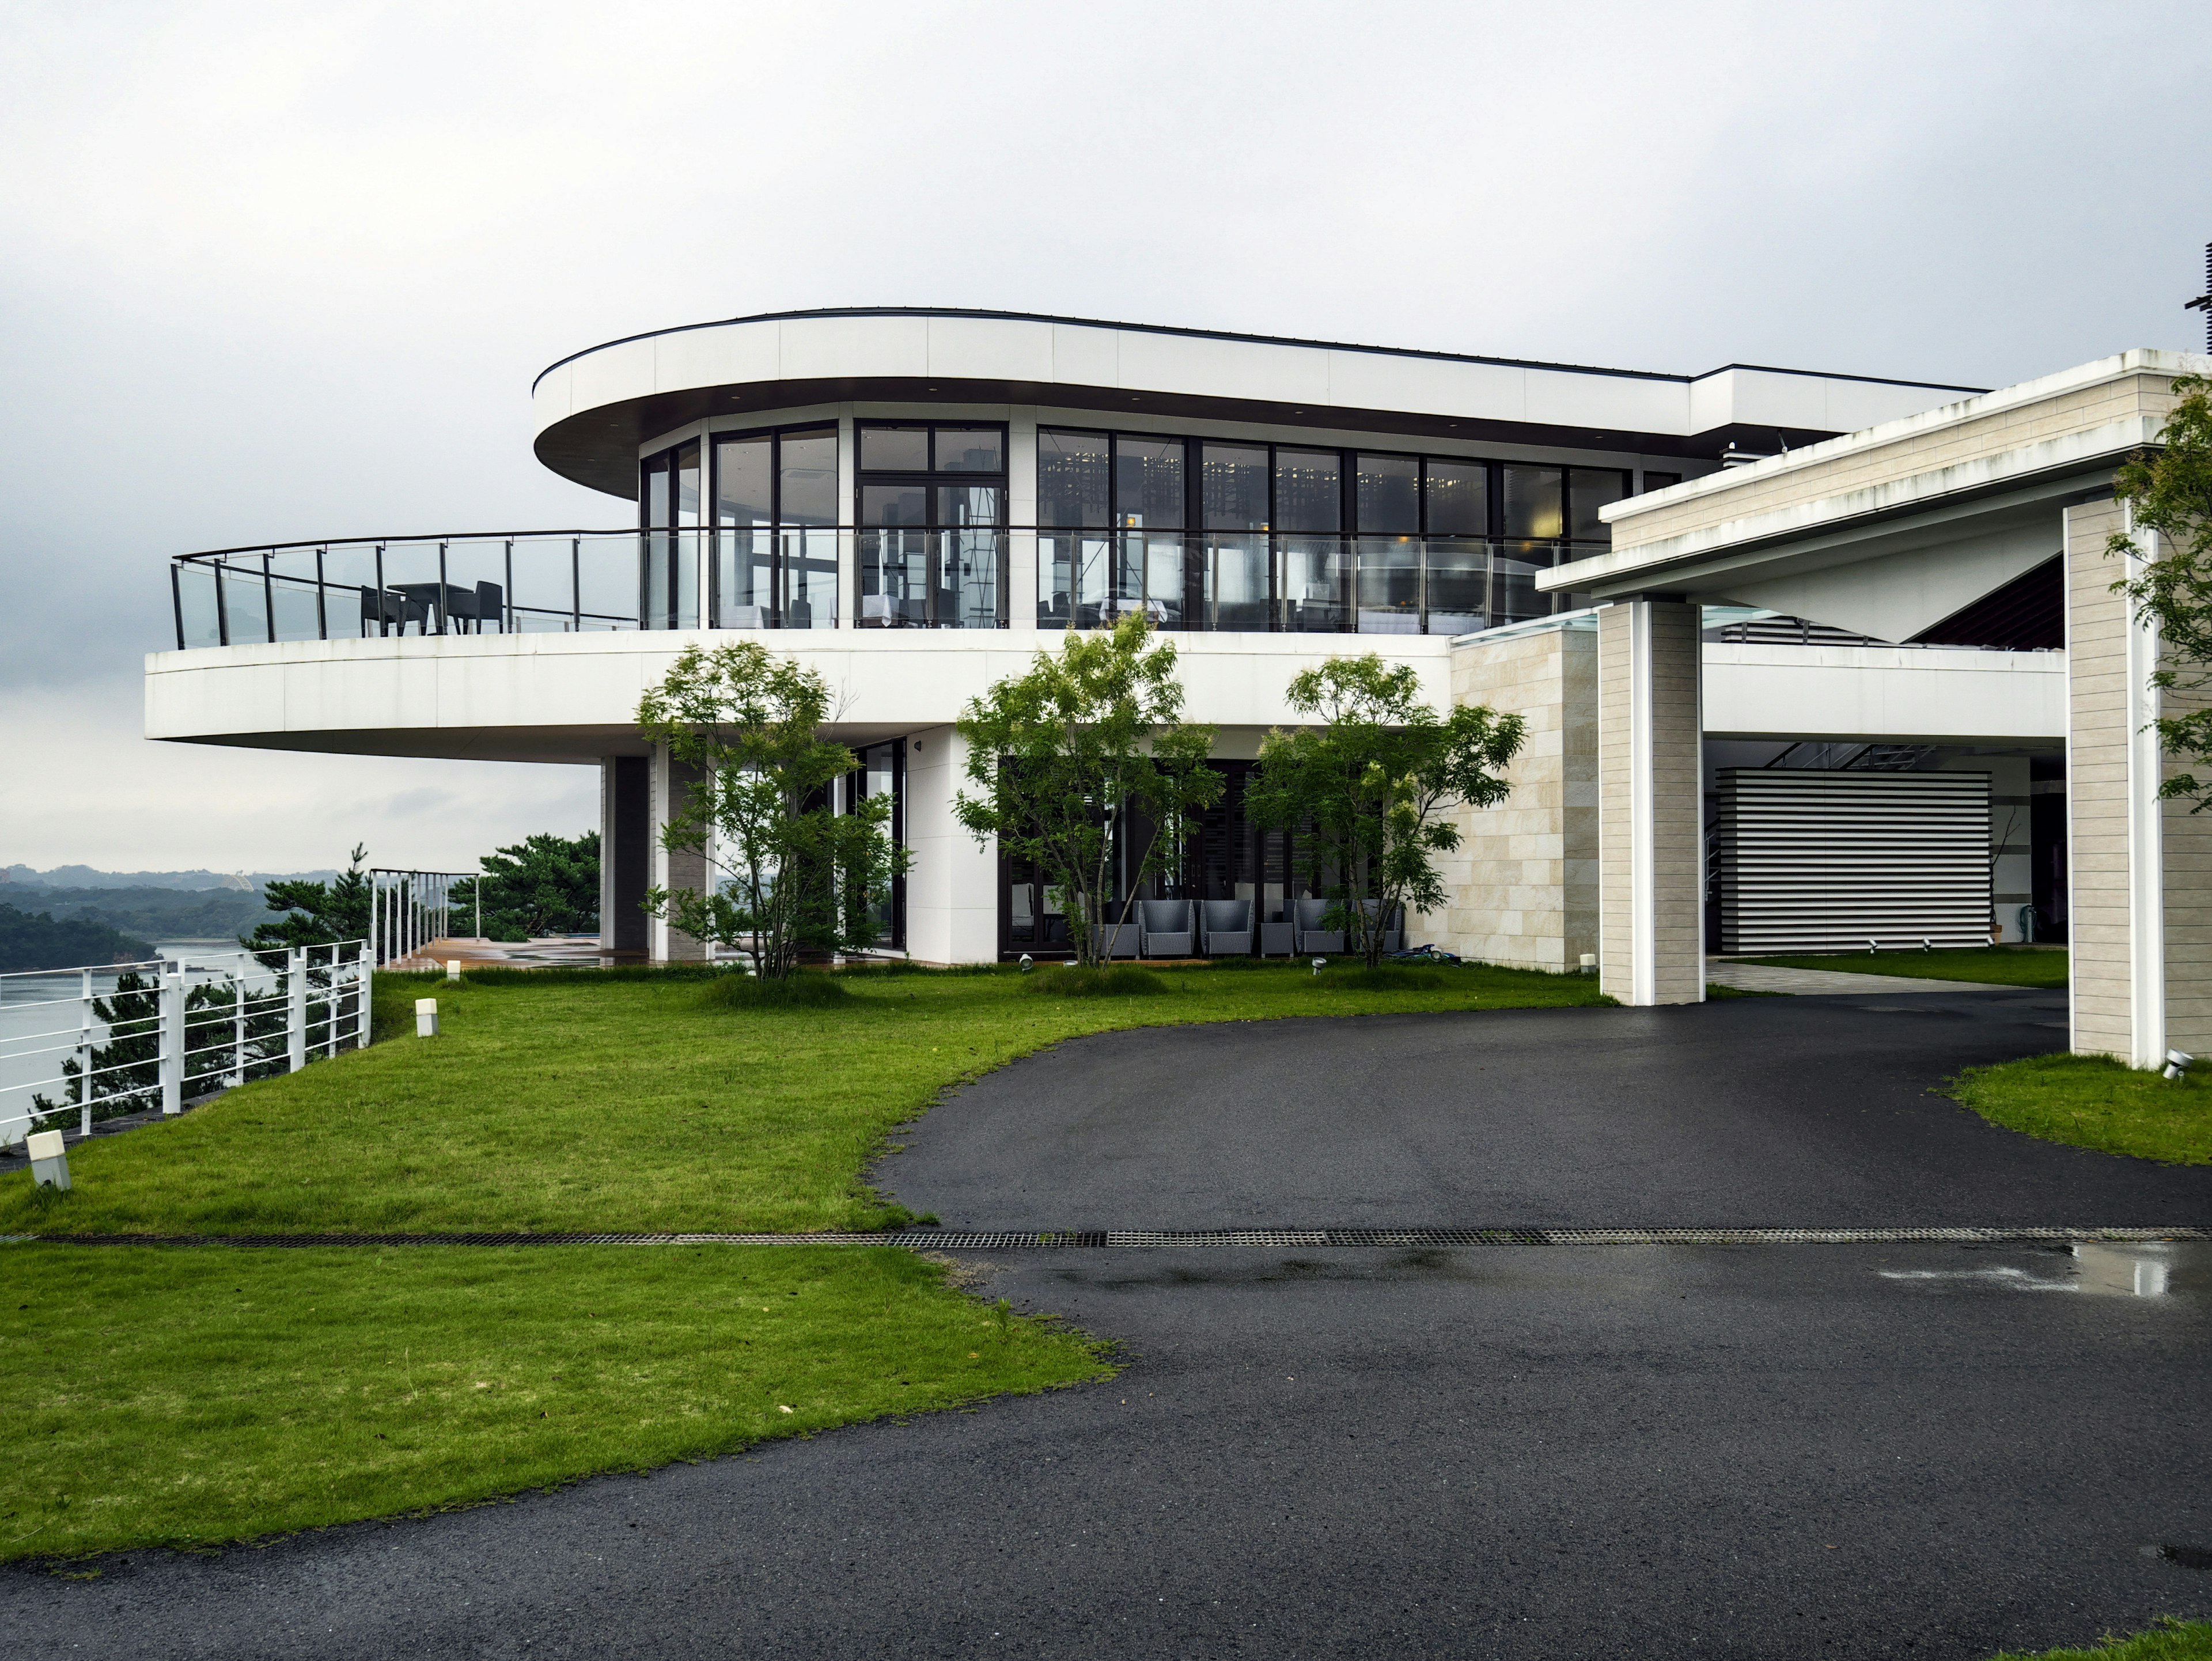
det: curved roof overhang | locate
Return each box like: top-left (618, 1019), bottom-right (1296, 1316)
top-left (530, 308), bottom-right (1980, 500)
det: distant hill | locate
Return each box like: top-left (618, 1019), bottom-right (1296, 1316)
top-left (1, 866), bottom-right (337, 891)
top-left (0, 903), bottom-right (158, 973)
top-left (15, 886), bottom-right (275, 940)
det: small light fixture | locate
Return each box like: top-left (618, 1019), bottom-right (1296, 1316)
top-left (1018, 954), bottom-right (1033, 973)
top-left (26, 1129), bottom-right (69, 1191)
top-left (1922, 938), bottom-right (1933, 953)
top-left (415, 997), bottom-right (441, 1038)
top-left (1312, 956), bottom-right (1326, 976)
top-left (2165, 1049), bottom-right (2194, 1081)
top-left (1578, 953), bottom-right (1596, 975)
top-left (446, 960), bottom-right (461, 981)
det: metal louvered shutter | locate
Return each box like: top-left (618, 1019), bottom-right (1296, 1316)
top-left (1713, 770), bottom-right (1991, 954)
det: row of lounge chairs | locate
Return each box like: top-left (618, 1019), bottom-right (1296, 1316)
top-left (1091, 898), bottom-right (1405, 960)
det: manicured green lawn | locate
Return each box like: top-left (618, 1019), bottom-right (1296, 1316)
top-left (0, 1243), bottom-right (1107, 1562)
top-left (1733, 946), bottom-right (2068, 988)
top-left (0, 960), bottom-right (1608, 1238)
top-left (1990, 1618), bottom-right (2212, 1659)
top-left (1945, 1052), bottom-right (2212, 1165)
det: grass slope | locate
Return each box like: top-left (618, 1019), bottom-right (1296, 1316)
top-left (0, 961), bottom-right (1608, 1238)
top-left (1945, 1053), bottom-right (2212, 1165)
top-left (1, 1244), bottom-right (1109, 1562)
top-left (1730, 947), bottom-right (2068, 988)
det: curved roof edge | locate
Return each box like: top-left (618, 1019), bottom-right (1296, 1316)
top-left (531, 305), bottom-right (1987, 398)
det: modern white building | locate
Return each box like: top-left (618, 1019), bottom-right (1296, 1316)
top-left (149, 308), bottom-right (2075, 973)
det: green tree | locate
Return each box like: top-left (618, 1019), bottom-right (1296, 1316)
top-left (954, 614), bottom-right (1221, 966)
top-left (241, 845), bottom-right (371, 953)
top-left (2113, 371), bottom-right (2212, 809)
top-left (1247, 654), bottom-right (1525, 967)
top-left (454, 831), bottom-right (600, 942)
top-left (635, 642), bottom-right (902, 982)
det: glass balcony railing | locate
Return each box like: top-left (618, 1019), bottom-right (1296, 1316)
top-left (168, 528), bottom-right (1601, 648)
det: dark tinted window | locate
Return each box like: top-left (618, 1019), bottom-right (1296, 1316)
top-left (1355, 454), bottom-right (1419, 534)
top-left (1425, 459), bottom-right (1487, 536)
top-left (862, 483), bottom-right (929, 527)
top-left (1116, 436), bottom-right (1185, 528)
top-left (1274, 449), bottom-right (1340, 533)
top-left (1642, 470), bottom-right (1682, 493)
top-left (1568, 469), bottom-right (1630, 542)
top-left (860, 426), bottom-right (928, 471)
top-left (1038, 429), bottom-right (1109, 528)
top-left (1202, 444), bottom-right (1270, 530)
top-left (714, 436), bottom-right (772, 525)
top-left (935, 429), bottom-right (1003, 472)
top-left (1502, 466), bottom-right (1564, 539)
top-left (779, 431), bottom-right (837, 525)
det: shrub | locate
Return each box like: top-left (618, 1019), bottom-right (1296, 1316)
top-left (1024, 964), bottom-right (1166, 998)
top-left (699, 971), bottom-right (851, 1009)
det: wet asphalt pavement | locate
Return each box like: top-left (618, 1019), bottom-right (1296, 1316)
top-left (7, 990), bottom-right (2211, 1659)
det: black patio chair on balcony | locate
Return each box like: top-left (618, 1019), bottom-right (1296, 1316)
top-left (1198, 899), bottom-right (1253, 957)
top-left (359, 587), bottom-right (426, 637)
top-left (443, 581), bottom-right (505, 634)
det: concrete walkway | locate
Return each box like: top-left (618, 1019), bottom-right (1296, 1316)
top-left (1707, 958), bottom-right (2016, 993)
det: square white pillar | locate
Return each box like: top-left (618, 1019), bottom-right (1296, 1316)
top-left (901, 725), bottom-right (999, 965)
top-left (1597, 599), bottom-right (1705, 1005)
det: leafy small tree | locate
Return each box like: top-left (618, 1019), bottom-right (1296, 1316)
top-left (954, 614), bottom-right (1221, 967)
top-left (1247, 654), bottom-right (1526, 967)
top-left (454, 831), bottom-right (600, 941)
top-left (635, 642), bottom-right (902, 981)
top-left (2112, 371), bottom-right (2212, 809)
top-left (240, 845), bottom-right (371, 954)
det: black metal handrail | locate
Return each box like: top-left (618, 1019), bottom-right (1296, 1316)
top-left (168, 527), bottom-right (1608, 648)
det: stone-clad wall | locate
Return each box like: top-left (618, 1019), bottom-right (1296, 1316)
top-left (1430, 623), bottom-right (1596, 972)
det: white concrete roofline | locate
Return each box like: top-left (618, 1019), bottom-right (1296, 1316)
top-left (1602, 347), bottom-right (2212, 530)
top-left (530, 308), bottom-right (1982, 451)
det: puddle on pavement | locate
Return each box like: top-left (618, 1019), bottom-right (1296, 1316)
top-left (1878, 1242), bottom-right (2200, 1298)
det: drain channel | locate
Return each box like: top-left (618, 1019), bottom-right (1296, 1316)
top-left (7, 1225), bottom-right (2207, 1250)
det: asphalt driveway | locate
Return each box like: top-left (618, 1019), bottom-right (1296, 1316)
top-left (873, 989), bottom-right (2212, 1229)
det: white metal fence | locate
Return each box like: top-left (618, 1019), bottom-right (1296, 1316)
top-left (0, 941), bottom-right (370, 1146)
top-left (370, 870), bottom-right (476, 966)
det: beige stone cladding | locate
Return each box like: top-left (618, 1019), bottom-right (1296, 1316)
top-left (1596, 601), bottom-right (1704, 1004)
top-left (2065, 498), bottom-right (2133, 1058)
top-left (1437, 622), bottom-right (1596, 972)
top-left (2162, 634), bottom-right (2212, 1059)
top-left (1611, 363), bottom-right (2182, 554)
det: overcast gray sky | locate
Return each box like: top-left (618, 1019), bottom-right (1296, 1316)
top-left (3, 0), bottom-right (2208, 874)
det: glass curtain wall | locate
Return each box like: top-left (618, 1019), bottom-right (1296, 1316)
top-left (638, 440), bottom-right (701, 629)
top-left (1037, 429), bottom-right (1188, 627)
top-left (709, 427), bottom-right (836, 629)
top-left (858, 423), bottom-right (1007, 627)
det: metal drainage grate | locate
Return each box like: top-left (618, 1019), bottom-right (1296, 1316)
top-left (9, 1225), bottom-right (2208, 1250)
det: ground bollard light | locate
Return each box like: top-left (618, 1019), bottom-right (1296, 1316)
top-left (1018, 954), bottom-right (1033, 973)
top-left (446, 960), bottom-right (461, 981)
top-left (1579, 953), bottom-right (1597, 975)
top-left (415, 998), bottom-right (440, 1038)
top-left (26, 1129), bottom-right (70, 1191)
top-left (1312, 957), bottom-right (1326, 976)
top-left (2165, 1049), bottom-right (2193, 1081)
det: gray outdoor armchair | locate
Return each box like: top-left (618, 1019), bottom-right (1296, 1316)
top-left (1137, 899), bottom-right (1195, 958)
top-left (1361, 899), bottom-right (1406, 955)
top-left (1198, 899), bottom-right (1253, 957)
top-left (1290, 896), bottom-right (1346, 955)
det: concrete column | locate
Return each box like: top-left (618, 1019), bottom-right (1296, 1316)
top-left (2066, 501), bottom-right (2212, 1065)
top-left (601, 754), bottom-right (650, 958)
top-left (1437, 617), bottom-right (1597, 971)
top-left (647, 742), bottom-right (712, 962)
top-left (1597, 599), bottom-right (1705, 1005)
top-left (836, 410), bottom-right (857, 627)
top-left (1007, 408), bottom-right (1039, 634)
top-left (901, 724), bottom-right (999, 964)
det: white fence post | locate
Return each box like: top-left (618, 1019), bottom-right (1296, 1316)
top-left (160, 970), bottom-right (184, 1116)
top-left (357, 956), bottom-right (373, 1049)
top-left (78, 967), bottom-right (93, 1138)
top-left (232, 974), bottom-right (247, 1087)
top-left (287, 948), bottom-right (307, 1073)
